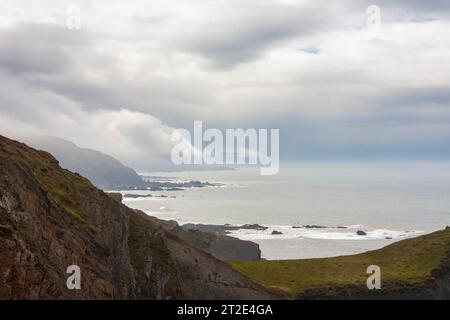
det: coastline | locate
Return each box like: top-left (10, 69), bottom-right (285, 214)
top-left (121, 193), bottom-right (429, 260)
top-left (115, 164), bottom-right (450, 260)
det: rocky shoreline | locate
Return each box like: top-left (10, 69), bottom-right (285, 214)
top-left (183, 223), bottom-right (373, 238)
top-left (183, 223), bottom-right (268, 235)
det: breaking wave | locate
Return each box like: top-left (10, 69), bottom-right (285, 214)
top-left (226, 225), bottom-right (422, 241)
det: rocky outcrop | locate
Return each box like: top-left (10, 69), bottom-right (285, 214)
top-left (0, 135), bottom-right (277, 300)
top-left (178, 223), bottom-right (263, 261)
top-left (183, 223), bottom-right (268, 235)
top-left (130, 216), bottom-right (261, 262)
top-left (174, 226), bottom-right (261, 261)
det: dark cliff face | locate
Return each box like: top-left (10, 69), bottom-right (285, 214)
top-left (0, 135), bottom-right (277, 300)
top-left (177, 229), bottom-right (262, 262)
top-left (136, 217), bottom-right (262, 262)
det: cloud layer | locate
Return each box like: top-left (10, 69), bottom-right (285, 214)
top-left (1, 0), bottom-right (450, 169)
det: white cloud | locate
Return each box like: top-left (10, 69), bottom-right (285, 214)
top-left (0, 72), bottom-right (179, 169)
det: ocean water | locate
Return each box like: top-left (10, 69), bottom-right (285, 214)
top-left (121, 162), bottom-right (450, 259)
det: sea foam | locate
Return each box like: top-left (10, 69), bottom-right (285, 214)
top-left (226, 225), bottom-right (422, 241)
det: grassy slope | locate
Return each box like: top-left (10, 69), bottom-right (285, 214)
top-left (0, 137), bottom-right (95, 223)
top-left (231, 229), bottom-right (450, 297)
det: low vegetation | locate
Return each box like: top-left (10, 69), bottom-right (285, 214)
top-left (0, 139), bottom-right (95, 223)
top-left (231, 228), bottom-right (450, 297)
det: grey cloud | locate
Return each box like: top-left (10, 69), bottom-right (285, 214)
top-left (361, 0), bottom-right (450, 11)
top-left (349, 0), bottom-right (450, 21)
top-left (355, 88), bottom-right (450, 127)
top-left (0, 73), bottom-right (179, 170)
top-left (0, 23), bottom-right (89, 74)
top-left (0, 24), bottom-right (214, 127)
top-left (1, 0), bottom-right (450, 169)
top-left (178, 5), bottom-right (334, 68)
top-left (280, 121), bottom-right (450, 161)
top-left (380, 87), bottom-right (450, 107)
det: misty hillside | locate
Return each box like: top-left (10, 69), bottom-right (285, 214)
top-left (24, 136), bottom-right (145, 189)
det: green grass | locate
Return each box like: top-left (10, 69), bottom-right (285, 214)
top-left (0, 138), bottom-right (94, 224)
top-left (230, 229), bottom-right (450, 296)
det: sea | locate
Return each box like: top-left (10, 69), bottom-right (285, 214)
top-left (120, 161), bottom-right (450, 260)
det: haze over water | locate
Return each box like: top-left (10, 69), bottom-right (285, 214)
top-left (123, 161), bottom-right (450, 259)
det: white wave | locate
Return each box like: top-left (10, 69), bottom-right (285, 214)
top-left (141, 207), bottom-right (178, 217)
top-left (123, 197), bottom-right (156, 202)
top-left (343, 224), bottom-right (364, 229)
top-left (123, 195), bottom-right (177, 202)
top-left (226, 225), bottom-right (423, 241)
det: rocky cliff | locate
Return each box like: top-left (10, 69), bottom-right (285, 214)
top-left (0, 135), bottom-right (277, 300)
top-left (108, 194), bottom-right (262, 262)
top-left (176, 228), bottom-right (261, 262)
top-left (162, 221), bottom-right (261, 262)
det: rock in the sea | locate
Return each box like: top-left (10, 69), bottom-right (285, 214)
top-left (241, 224), bottom-right (268, 231)
top-left (356, 230), bottom-right (367, 236)
top-left (271, 230), bottom-right (283, 235)
top-left (123, 194), bottom-right (152, 199)
top-left (304, 225), bottom-right (327, 229)
top-left (183, 223), bottom-right (268, 234)
top-left (385, 237), bottom-right (393, 240)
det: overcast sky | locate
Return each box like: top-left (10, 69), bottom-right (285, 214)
top-left (1, 0), bottom-right (450, 170)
